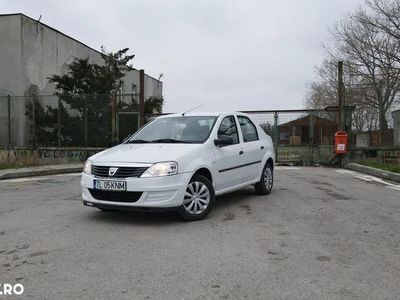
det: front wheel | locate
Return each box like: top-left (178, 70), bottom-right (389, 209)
top-left (177, 174), bottom-right (215, 221)
top-left (255, 162), bottom-right (273, 195)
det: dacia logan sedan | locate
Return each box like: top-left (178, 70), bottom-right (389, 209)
top-left (81, 112), bottom-right (274, 221)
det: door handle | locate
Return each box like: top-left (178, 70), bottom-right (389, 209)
top-left (239, 151), bottom-right (244, 155)
top-left (261, 146), bottom-right (264, 150)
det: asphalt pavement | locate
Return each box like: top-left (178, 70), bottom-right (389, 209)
top-left (0, 167), bottom-right (399, 299)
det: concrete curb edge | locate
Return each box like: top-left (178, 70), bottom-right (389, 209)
top-left (0, 165), bottom-right (83, 180)
top-left (345, 163), bottom-right (400, 184)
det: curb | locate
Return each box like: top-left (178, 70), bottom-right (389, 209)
top-left (345, 163), bottom-right (400, 184)
top-left (0, 164), bottom-right (83, 180)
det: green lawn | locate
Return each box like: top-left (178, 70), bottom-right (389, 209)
top-left (0, 162), bottom-right (22, 170)
top-left (359, 161), bottom-right (400, 174)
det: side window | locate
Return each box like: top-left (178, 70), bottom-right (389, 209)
top-left (238, 116), bottom-right (259, 142)
top-left (217, 116), bottom-right (239, 144)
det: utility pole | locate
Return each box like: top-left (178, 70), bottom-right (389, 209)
top-left (337, 61), bottom-right (344, 131)
top-left (273, 111), bottom-right (279, 162)
top-left (139, 69), bottom-right (145, 127)
top-left (7, 95), bottom-right (11, 146)
top-left (111, 94), bottom-right (116, 145)
top-left (32, 94), bottom-right (36, 149)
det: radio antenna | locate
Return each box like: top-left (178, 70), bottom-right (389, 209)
top-left (181, 103), bottom-right (205, 116)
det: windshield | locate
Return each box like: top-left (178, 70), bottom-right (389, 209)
top-left (128, 116), bottom-right (218, 143)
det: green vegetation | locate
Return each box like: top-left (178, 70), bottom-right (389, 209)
top-left (26, 47), bottom-right (164, 147)
top-left (359, 161), bottom-right (400, 174)
top-left (0, 162), bottom-right (36, 170)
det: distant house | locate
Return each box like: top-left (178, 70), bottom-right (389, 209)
top-left (0, 13), bottom-right (162, 147)
top-left (278, 115), bottom-right (337, 145)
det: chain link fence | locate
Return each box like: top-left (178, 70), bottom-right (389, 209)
top-left (1, 96), bottom-right (398, 165)
top-left (246, 108), bottom-right (399, 164)
top-left (0, 94), bottom-right (140, 149)
top-left (245, 109), bottom-right (342, 164)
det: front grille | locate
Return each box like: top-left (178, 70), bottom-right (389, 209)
top-left (88, 189), bottom-right (142, 202)
top-left (91, 165), bottom-right (148, 178)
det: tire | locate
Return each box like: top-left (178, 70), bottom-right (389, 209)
top-left (177, 174), bottom-right (215, 221)
top-left (255, 162), bottom-right (273, 195)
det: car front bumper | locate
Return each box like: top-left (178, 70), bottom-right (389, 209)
top-left (81, 172), bottom-right (193, 209)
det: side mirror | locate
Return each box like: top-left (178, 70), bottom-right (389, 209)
top-left (214, 135), bottom-right (234, 147)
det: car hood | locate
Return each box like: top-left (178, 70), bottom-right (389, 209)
top-left (90, 143), bottom-right (203, 165)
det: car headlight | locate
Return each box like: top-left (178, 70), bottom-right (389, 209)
top-left (141, 162), bottom-right (178, 177)
top-left (83, 160), bottom-right (92, 175)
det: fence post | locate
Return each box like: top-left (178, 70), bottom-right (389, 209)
top-left (111, 94), bottom-right (116, 145)
top-left (274, 111), bottom-right (279, 162)
top-left (84, 95), bottom-right (88, 147)
top-left (139, 69), bottom-right (145, 127)
top-left (7, 95), bottom-right (11, 146)
top-left (337, 61), bottom-right (344, 131)
top-left (57, 96), bottom-right (61, 147)
top-left (32, 94), bottom-right (36, 149)
top-left (309, 113), bottom-right (315, 164)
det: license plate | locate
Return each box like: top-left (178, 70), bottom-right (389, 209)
top-left (93, 179), bottom-right (126, 191)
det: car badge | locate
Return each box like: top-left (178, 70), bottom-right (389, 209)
top-left (109, 167), bottom-right (118, 176)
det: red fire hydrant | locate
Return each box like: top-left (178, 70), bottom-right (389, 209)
top-left (334, 131), bottom-right (348, 154)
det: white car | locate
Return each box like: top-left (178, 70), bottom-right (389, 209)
top-left (81, 112), bottom-right (275, 221)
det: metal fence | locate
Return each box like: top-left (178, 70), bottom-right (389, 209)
top-left (1, 95), bottom-right (398, 165)
top-left (0, 94), bottom-right (140, 148)
top-left (244, 109), bottom-right (341, 164)
top-left (245, 108), bottom-right (399, 164)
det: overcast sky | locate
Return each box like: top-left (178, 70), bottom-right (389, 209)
top-left (1, 0), bottom-right (365, 112)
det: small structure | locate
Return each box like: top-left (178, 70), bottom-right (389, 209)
top-left (278, 115), bottom-right (337, 145)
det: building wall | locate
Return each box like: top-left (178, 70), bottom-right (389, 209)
top-left (0, 14), bottom-right (162, 147)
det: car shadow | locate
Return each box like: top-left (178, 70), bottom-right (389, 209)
top-left (85, 186), bottom-right (262, 225)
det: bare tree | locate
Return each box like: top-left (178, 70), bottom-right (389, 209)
top-left (361, 0), bottom-right (400, 41)
top-left (330, 6), bottom-right (400, 138)
top-left (305, 58), bottom-right (380, 131)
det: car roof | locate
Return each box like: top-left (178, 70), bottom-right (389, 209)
top-left (157, 111), bottom-right (248, 118)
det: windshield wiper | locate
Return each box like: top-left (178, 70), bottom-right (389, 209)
top-left (151, 138), bottom-right (189, 143)
top-left (126, 139), bottom-right (151, 143)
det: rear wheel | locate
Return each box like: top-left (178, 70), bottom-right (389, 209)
top-left (255, 162), bottom-right (273, 195)
top-left (177, 174), bottom-right (215, 221)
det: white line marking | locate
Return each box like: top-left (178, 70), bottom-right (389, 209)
top-left (354, 176), bottom-right (372, 182)
top-left (336, 169), bottom-right (355, 174)
top-left (275, 166), bottom-right (300, 170)
top-left (337, 169), bottom-right (400, 190)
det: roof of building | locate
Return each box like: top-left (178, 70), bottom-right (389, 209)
top-left (0, 13), bottom-right (162, 83)
top-left (279, 115), bottom-right (337, 127)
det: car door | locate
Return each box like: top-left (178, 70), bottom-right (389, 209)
top-left (214, 115), bottom-right (246, 191)
top-left (237, 115), bottom-right (264, 182)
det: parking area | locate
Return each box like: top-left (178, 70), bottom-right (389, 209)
top-left (0, 167), bottom-right (399, 299)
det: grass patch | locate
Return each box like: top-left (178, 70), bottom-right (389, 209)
top-left (359, 161), bottom-right (400, 174)
top-left (0, 161), bottom-right (39, 170)
top-left (0, 162), bottom-right (22, 170)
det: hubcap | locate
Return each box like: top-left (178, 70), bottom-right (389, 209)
top-left (264, 167), bottom-right (273, 190)
top-left (183, 181), bottom-right (210, 215)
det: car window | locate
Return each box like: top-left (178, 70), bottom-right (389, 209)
top-left (217, 116), bottom-right (239, 144)
top-left (238, 116), bottom-right (259, 142)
